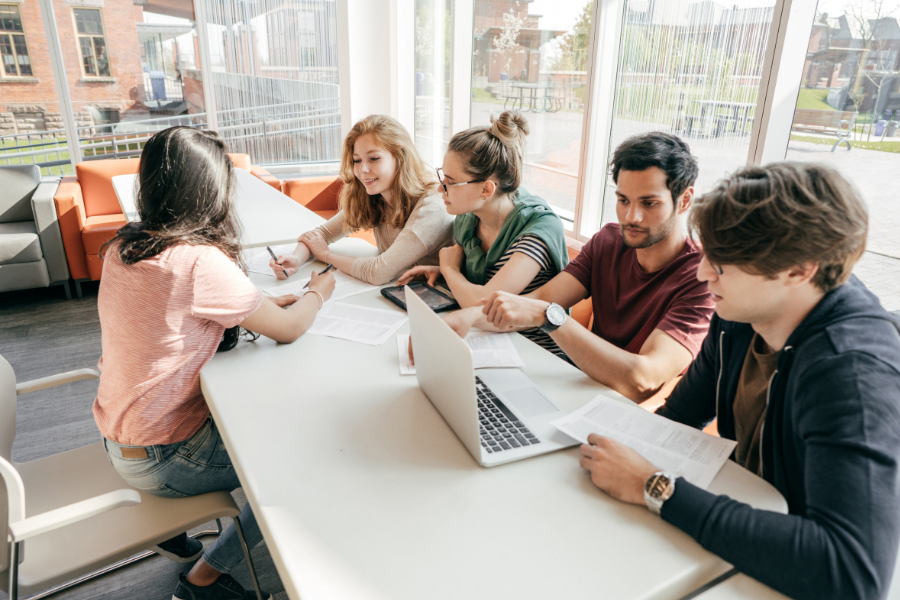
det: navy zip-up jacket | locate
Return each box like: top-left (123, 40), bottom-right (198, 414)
top-left (656, 276), bottom-right (900, 600)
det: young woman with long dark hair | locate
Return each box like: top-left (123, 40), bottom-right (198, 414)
top-left (96, 127), bottom-right (333, 600)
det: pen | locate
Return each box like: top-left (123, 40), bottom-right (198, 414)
top-left (266, 246), bottom-right (289, 278)
top-left (304, 263), bottom-right (334, 289)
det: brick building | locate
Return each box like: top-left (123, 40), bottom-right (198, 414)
top-left (0, 0), bottom-right (148, 136)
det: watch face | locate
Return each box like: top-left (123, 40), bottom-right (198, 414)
top-left (646, 473), bottom-right (673, 499)
top-left (547, 303), bottom-right (566, 327)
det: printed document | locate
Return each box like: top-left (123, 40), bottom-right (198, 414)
top-left (397, 332), bottom-right (525, 375)
top-left (551, 396), bottom-right (736, 489)
top-left (307, 303), bottom-right (407, 346)
top-left (261, 271), bottom-right (377, 302)
top-left (244, 244), bottom-right (311, 277)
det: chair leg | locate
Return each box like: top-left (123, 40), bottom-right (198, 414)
top-left (73, 279), bottom-right (85, 299)
top-left (9, 541), bottom-right (20, 600)
top-left (233, 516), bottom-right (264, 600)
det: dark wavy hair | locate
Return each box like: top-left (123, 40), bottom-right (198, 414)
top-left (690, 162), bottom-right (867, 292)
top-left (101, 126), bottom-right (255, 350)
top-left (610, 132), bottom-right (698, 204)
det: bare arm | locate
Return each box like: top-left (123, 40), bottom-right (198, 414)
top-left (479, 288), bottom-right (692, 402)
top-left (239, 272), bottom-right (335, 343)
top-left (440, 247), bottom-right (543, 308)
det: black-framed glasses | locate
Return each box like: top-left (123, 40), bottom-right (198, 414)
top-left (436, 167), bottom-right (484, 194)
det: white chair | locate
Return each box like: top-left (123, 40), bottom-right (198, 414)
top-left (0, 355), bottom-right (264, 600)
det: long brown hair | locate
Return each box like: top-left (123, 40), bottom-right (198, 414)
top-left (339, 115), bottom-right (438, 231)
top-left (101, 126), bottom-right (252, 351)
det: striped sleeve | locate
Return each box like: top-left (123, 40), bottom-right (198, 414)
top-left (508, 234), bottom-right (552, 271)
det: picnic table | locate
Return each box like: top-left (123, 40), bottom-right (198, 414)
top-left (683, 100), bottom-right (755, 137)
top-left (503, 82), bottom-right (562, 113)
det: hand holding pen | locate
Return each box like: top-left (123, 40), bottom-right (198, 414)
top-left (304, 264), bottom-right (334, 289)
top-left (266, 246), bottom-right (289, 279)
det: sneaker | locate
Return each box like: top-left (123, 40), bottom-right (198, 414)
top-left (152, 532), bottom-right (204, 563)
top-left (172, 573), bottom-right (273, 600)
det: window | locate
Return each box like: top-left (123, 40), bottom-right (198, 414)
top-left (414, 0), bottom-right (453, 167)
top-left (0, 4), bottom-right (32, 77)
top-left (73, 8), bottom-right (110, 77)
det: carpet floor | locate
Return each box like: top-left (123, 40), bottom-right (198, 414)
top-left (0, 283), bottom-right (287, 600)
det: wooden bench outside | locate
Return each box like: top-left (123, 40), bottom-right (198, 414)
top-left (791, 108), bottom-right (857, 152)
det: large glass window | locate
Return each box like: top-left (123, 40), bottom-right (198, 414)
top-left (0, 4), bottom-right (32, 77)
top-left (785, 0), bottom-right (900, 311)
top-left (202, 0), bottom-right (341, 166)
top-left (589, 0), bottom-right (776, 233)
top-left (73, 8), bottom-right (110, 78)
top-left (414, 0), bottom-right (453, 167)
top-left (470, 0), bottom-right (594, 225)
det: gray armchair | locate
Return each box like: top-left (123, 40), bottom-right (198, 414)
top-left (0, 165), bottom-right (71, 299)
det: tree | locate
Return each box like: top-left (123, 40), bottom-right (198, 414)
top-left (549, 1), bottom-right (592, 72)
top-left (492, 6), bottom-right (524, 74)
top-left (845, 0), bottom-right (898, 135)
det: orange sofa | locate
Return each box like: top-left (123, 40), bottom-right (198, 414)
top-left (53, 154), bottom-right (278, 296)
top-left (281, 177), bottom-right (377, 247)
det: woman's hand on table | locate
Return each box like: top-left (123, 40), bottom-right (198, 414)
top-left (298, 231), bottom-right (330, 263)
top-left (269, 253), bottom-right (305, 280)
top-left (438, 244), bottom-right (465, 273)
top-left (270, 294), bottom-right (300, 308)
top-left (397, 265), bottom-right (441, 287)
top-left (307, 270), bottom-right (336, 302)
top-left (579, 434), bottom-right (658, 506)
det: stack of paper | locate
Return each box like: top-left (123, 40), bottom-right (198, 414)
top-left (261, 271), bottom-right (377, 302)
top-left (551, 396), bottom-right (736, 489)
top-left (397, 332), bottom-right (525, 375)
top-left (308, 303), bottom-right (407, 346)
top-left (244, 244), bottom-right (312, 277)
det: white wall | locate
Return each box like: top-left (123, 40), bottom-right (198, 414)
top-left (337, 0), bottom-right (414, 139)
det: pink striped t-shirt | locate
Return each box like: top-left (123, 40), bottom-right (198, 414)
top-left (94, 242), bottom-right (263, 446)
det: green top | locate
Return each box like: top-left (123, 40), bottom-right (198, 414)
top-left (453, 189), bottom-right (569, 285)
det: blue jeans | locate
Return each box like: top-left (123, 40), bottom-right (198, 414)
top-left (103, 418), bottom-right (262, 574)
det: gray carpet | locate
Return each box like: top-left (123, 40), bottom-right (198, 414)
top-left (0, 284), bottom-right (287, 600)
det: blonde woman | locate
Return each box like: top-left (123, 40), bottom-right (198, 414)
top-left (270, 115), bottom-right (454, 285)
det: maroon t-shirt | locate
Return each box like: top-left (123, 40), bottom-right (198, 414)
top-left (563, 223), bottom-right (714, 357)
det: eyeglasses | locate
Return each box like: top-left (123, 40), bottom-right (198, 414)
top-left (436, 167), bottom-right (484, 194)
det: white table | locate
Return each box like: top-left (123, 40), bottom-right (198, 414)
top-left (201, 264), bottom-right (788, 600)
top-left (691, 574), bottom-right (790, 600)
top-left (111, 169), bottom-right (324, 249)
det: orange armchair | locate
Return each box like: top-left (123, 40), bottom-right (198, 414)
top-left (53, 154), bottom-right (278, 296)
top-left (281, 177), bottom-right (377, 247)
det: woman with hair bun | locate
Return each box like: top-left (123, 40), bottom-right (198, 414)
top-left (270, 114), bottom-right (454, 285)
top-left (399, 110), bottom-right (569, 358)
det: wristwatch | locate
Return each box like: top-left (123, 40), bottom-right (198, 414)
top-left (644, 471), bottom-right (676, 515)
top-left (539, 303), bottom-right (567, 334)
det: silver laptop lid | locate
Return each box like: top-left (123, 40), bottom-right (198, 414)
top-left (406, 286), bottom-right (483, 462)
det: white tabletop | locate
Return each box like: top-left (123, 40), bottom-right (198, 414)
top-left (112, 169), bottom-right (324, 249)
top-left (691, 574), bottom-right (790, 600)
top-left (201, 262), bottom-right (788, 600)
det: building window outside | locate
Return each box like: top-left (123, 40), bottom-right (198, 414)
top-left (0, 4), bottom-right (33, 77)
top-left (73, 7), bottom-right (110, 77)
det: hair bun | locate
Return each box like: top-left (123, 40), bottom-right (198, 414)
top-left (489, 111), bottom-right (529, 147)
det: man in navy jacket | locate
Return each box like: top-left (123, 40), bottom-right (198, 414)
top-left (579, 162), bottom-right (900, 600)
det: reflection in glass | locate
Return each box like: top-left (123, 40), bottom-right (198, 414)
top-left (470, 0), bottom-right (593, 223)
top-left (414, 0), bottom-right (453, 167)
top-left (593, 0), bottom-right (775, 232)
top-left (786, 0), bottom-right (900, 263)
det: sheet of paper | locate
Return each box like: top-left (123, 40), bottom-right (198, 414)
top-left (308, 303), bottom-right (407, 346)
top-left (397, 332), bottom-right (526, 375)
top-left (244, 244), bottom-right (312, 277)
top-left (260, 270), bottom-right (377, 302)
top-left (551, 395), bottom-right (737, 490)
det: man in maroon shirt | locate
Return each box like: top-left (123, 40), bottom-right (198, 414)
top-left (445, 132), bottom-right (714, 402)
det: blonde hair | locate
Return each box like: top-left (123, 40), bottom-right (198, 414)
top-left (447, 111), bottom-right (529, 197)
top-left (339, 114), bottom-right (438, 231)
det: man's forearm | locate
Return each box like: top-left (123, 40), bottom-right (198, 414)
top-left (549, 320), bottom-right (661, 402)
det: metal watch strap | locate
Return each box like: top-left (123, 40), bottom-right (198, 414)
top-left (539, 303), bottom-right (566, 334)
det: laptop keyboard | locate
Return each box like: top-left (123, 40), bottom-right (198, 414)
top-left (476, 376), bottom-right (542, 453)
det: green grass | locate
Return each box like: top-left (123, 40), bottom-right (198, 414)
top-left (1, 135), bottom-right (146, 177)
top-left (790, 133), bottom-right (900, 153)
top-left (472, 87), bottom-right (504, 105)
top-left (796, 88), bottom-right (833, 111)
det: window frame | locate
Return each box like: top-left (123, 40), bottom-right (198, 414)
top-left (71, 6), bottom-right (111, 78)
top-left (0, 3), bottom-right (33, 78)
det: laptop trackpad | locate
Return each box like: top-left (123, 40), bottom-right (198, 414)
top-left (504, 387), bottom-right (558, 418)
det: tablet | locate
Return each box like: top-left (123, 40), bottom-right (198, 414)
top-left (381, 281), bottom-right (459, 312)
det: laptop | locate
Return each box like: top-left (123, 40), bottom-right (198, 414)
top-left (405, 285), bottom-right (579, 467)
